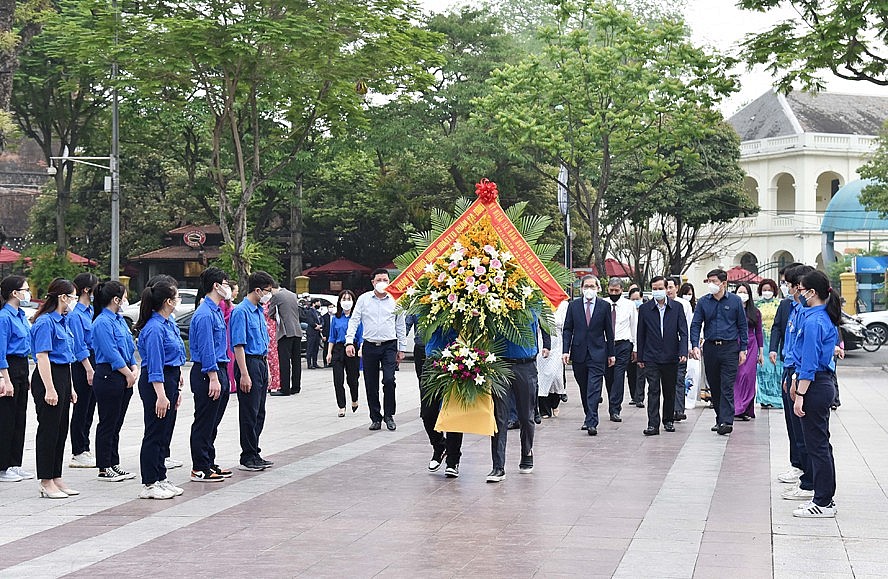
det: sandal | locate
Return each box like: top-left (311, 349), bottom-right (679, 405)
top-left (351, 402), bottom-right (359, 413)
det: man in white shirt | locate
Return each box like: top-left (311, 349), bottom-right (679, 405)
top-left (346, 268), bottom-right (408, 431)
top-left (667, 278), bottom-right (694, 421)
top-left (603, 278), bottom-right (637, 422)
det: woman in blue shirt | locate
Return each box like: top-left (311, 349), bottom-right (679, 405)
top-left (69, 272), bottom-right (97, 469)
top-left (791, 270), bottom-right (841, 518)
top-left (0, 275), bottom-right (33, 483)
top-left (325, 290), bottom-right (362, 417)
top-left (30, 278), bottom-right (79, 498)
top-left (135, 281), bottom-right (186, 500)
top-left (91, 281), bottom-right (139, 483)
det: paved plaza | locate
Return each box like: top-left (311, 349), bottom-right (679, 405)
top-left (1, 353), bottom-right (888, 578)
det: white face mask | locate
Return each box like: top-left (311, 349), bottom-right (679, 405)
top-left (259, 292), bottom-right (272, 304)
top-left (217, 283), bottom-right (232, 301)
top-left (652, 289), bottom-right (667, 301)
top-left (683, 294), bottom-right (693, 301)
top-left (761, 291), bottom-right (774, 300)
top-left (121, 297), bottom-right (129, 309)
top-left (582, 288), bottom-right (596, 300)
top-left (319, 306), bottom-right (328, 316)
top-left (340, 300), bottom-right (353, 311)
top-left (707, 282), bottom-right (721, 295)
top-left (738, 293), bottom-right (749, 304)
top-left (374, 281), bottom-right (389, 294)
top-left (17, 289), bottom-right (31, 304)
top-left (780, 283), bottom-right (790, 296)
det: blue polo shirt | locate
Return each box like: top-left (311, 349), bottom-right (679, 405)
top-left (30, 311), bottom-right (76, 364)
top-left (229, 299), bottom-right (269, 356)
top-left (92, 308), bottom-right (137, 370)
top-left (0, 303), bottom-right (30, 368)
top-left (796, 305), bottom-right (838, 381)
top-left (782, 300), bottom-right (805, 368)
top-left (138, 312), bottom-right (186, 383)
top-left (689, 292), bottom-right (748, 350)
top-left (189, 298), bottom-right (229, 373)
top-left (70, 302), bottom-right (94, 354)
top-left (329, 314), bottom-right (362, 346)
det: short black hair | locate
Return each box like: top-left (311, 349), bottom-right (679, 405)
top-left (247, 271), bottom-right (275, 292)
top-left (73, 272), bottom-right (98, 295)
top-left (199, 267), bottom-right (228, 294)
top-left (778, 261), bottom-right (803, 277)
top-left (628, 287), bottom-right (641, 299)
top-left (706, 268), bottom-right (727, 282)
top-left (371, 268), bottom-right (389, 279)
top-left (650, 275), bottom-right (666, 287)
top-left (786, 264), bottom-right (814, 286)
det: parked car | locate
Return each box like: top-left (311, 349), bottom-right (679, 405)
top-left (857, 310), bottom-right (888, 344)
top-left (122, 288), bottom-right (198, 330)
top-left (840, 312), bottom-right (866, 351)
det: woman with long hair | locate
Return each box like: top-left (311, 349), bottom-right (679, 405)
top-left (679, 282), bottom-right (697, 311)
top-left (0, 275), bottom-right (33, 482)
top-left (755, 278), bottom-right (783, 409)
top-left (30, 278), bottom-right (79, 498)
top-left (790, 270), bottom-right (841, 518)
top-left (733, 282), bottom-right (763, 420)
top-left (326, 290), bottom-right (362, 417)
top-left (135, 281), bottom-right (186, 499)
top-left (68, 272), bottom-right (97, 469)
top-left (91, 281), bottom-right (139, 483)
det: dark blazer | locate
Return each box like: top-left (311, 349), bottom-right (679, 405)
top-left (768, 297), bottom-right (794, 360)
top-left (562, 297), bottom-right (615, 365)
top-left (304, 307), bottom-right (322, 337)
top-left (636, 298), bottom-right (689, 365)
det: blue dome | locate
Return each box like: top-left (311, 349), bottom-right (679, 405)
top-left (821, 179), bottom-right (888, 232)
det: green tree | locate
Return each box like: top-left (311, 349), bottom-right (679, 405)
top-left (18, 243), bottom-right (85, 297)
top-left (739, 0), bottom-right (888, 91)
top-left (473, 0), bottom-right (736, 275)
top-left (860, 120), bottom-right (888, 213)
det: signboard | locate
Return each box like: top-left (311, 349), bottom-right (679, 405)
top-left (853, 255), bottom-right (888, 274)
top-left (183, 230), bottom-right (207, 248)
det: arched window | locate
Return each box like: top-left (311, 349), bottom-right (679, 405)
top-left (816, 171), bottom-right (844, 212)
top-left (775, 173), bottom-right (795, 214)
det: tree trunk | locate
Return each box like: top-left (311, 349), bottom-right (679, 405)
top-left (288, 175), bottom-right (303, 291)
top-left (54, 170), bottom-right (68, 257)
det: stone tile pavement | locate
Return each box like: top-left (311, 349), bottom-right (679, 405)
top-left (0, 360), bottom-right (887, 577)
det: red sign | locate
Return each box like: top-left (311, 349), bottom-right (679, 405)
top-left (183, 230), bottom-right (207, 248)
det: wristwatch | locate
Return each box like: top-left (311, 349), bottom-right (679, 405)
top-left (796, 390), bottom-right (806, 397)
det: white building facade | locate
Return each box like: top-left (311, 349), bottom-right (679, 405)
top-left (685, 90), bottom-right (888, 285)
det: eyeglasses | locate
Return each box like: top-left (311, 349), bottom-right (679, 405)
top-left (65, 294), bottom-right (77, 301)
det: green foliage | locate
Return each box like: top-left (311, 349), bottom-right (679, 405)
top-left (860, 120), bottom-right (888, 214)
top-left (18, 243), bottom-right (85, 297)
top-left (212, 241), bottom-right (284, 282)
top-left (739, 0), bottom-right (888, 91)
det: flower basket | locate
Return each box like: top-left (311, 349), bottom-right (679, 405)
top-left (436, 392), bottom-right (496, 436)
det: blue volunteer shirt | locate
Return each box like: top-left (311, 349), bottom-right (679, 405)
top-left (138, 312), bottom-right (186, 383)
top-left (329, 314), bottom-right (362, 346)
top-left (229, 299), bottom-right (270, 356)
top-left (189, 298), bottom-right (229, 373)
top-left (92, 308), bottom-right (137, 370)
top-left (425, 328), bottom-right (458, 357)
top-left (503, 314), bottom-right (550, 359)
top-left (782, 300), bottom-right (805, 368)
top-left (0, 303), bottom-right (30, 368)
top-left (689, 292), bottom-right (748, 350)
top-left (30, 311), bottom-right (76, 364)
top-left (70, 302), bottom-right (94, 353)
top-left (796, 305), bottom-right (838, 381)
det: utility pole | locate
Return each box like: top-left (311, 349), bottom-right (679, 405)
top-left (109, 0), bottom-right (120, 280)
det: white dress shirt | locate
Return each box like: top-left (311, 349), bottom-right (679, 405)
top-left (607, 296), bottom-right (637, 346)
top-left (346, 291), bottom-right (407, 351)
top-left (674, 296), bottom-right (694, 345)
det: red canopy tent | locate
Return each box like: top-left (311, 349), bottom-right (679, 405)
top-left (304, 258), bottom-right (372, 276)
top-left (0, 246), bottom-right (22, 264)
top-left (726, 266), bottom-right (763, 284)
top-left (574, 258), bottom-right (635, 278)
top-left (67, 251), bottom-right (98, 267)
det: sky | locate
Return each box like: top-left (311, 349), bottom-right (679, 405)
top-left (418, 0), bottom-right (886, 117)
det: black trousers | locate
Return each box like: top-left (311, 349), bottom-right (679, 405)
top-left (306, 331), bottom-right (321, 368)
top-left (93, 364), bottom-right (133, 469)
top-left (277, 336), bottom-right (302, 394)
top-left (139, 367), bottom-right (180, 485)
top-left (69, 356), bottom-right (96, 455)
top-left (362, 341), bottom-right (398, 422)
top-left (702, 343), bottom-right (739, 426)
top-left (0, 356), bottom-right (29, 470)
top-left (604, 340), bottom-right (632, 415)
top-left (675, 360), bottom-right (688, 414)
top-left (236, 356), bottom-right (269, 463)
top-left (419, 359), bottom-right (463, 468)
top-left (644, 362), bottom-right (677, 428)
top-left (190, 363), bottom-right (230, 471)
top-left (331, 343), bottom-right (360, 409)
top-left (782, 365), bottom-right (813, 490)
top-left (538, 393), bottom-right (561, 417)
top-left (492, 360), bottom-right (536, 469)
top-left (31, 363), bottom-right (72, 480)
top-left (800, 371), bottom-right (837, 507)
top-left (627, 360), bottom-right (645, 404)
top-left (571, 357), bottom-right (606, 428)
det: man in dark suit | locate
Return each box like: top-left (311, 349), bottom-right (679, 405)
top-left (268, 287), bottom-right (303, 396)
top-left (636, 276), bottom-right (688, 436)
top-left (304, 298), bottom-right (323, 369)
top-left (562, 275), bottom-right (615, 436)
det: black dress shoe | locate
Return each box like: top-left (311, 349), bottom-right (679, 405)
top-left (664, 422), bottom-right (675, 432)
top-left (643, 427), bottom-right (659, 436)
top-left (674, 413), bottom-right (687, 421)
top-left (711, 424), bottom-right (719, 432)
top-left (560, 393), bottom-right (568, 402)
top-left (598, 397), bottom-right (603, 404)
top-left (270, 390), bottom-right (290, 396)
top-left (384, 417), bottom-right (397, 431)
top-left (610, 414), bottom-right (622, 423)
top-left (534, 413), bottom-right (542, 425)
top-left (587, 426), bottom-right (597, 436)
top-left (636, 402), bottom-right (645, 408)
top-left (735, 414), bottom-right (751, 422)
top-left (580, 424), bottom-right (588, 430)
top-left (717, 423), bottom-right (733, 435)
top-left (369, 421), bottom-right (382, 431)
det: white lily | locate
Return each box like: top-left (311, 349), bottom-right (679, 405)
top-left (486, 353), bottom-right (497, 363)
top-left (522, 285), bottom-right (534, 297)
top-left (447, 363), bottom-right (459, 373)
top-left (423, 262), bottom-right (436, 274)
top-left (441, 348), bottom-right (452, 358)
top-left (474, 374), bottom-right (485, 385)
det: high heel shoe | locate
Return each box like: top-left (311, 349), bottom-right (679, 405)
top-left (351, 403), bottom-right (359, 413)
top-left (58, 487), bottom-right (80, 496)
top-left (39, 484), bottom-right (68, 499)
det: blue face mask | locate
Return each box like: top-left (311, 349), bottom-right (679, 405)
top-left (799, 290), bottom-right (812, 307)
top-left (652, 289), bottom-right (667, 301)
top-left (633, 299), bottom-right (643, 309)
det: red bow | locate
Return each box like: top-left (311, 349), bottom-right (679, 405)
top-left (475, 178), bottom-right (499, 204)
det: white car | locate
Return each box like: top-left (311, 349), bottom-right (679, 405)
top-left (858, 310), bottom-right (888, 344)
top-left (121, 288), bottom-right (199, 329)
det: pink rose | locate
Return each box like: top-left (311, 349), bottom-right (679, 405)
top-left (474, 266), bottom-right (486, 275)
top-left (447, 293), bottom-right (457, 303)
top-left (490, 259), bottom-right (502, 269)
top-left (493, 276), bottom-right (503, 285)
top-left (466, 276), bottom-right (475, 284)
top-left (477, 284), bottom-right (489, 295)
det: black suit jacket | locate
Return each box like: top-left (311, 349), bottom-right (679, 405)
top-left (562, 297), bottom-right (614, 365)
top-left (636, 298), bottom-right (688, 365)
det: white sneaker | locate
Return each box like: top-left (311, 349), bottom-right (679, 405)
top-left (793, 502), bottom-right (836, 518)
top-left (782, 487), bottom-right (815, 501)
top-left (778, 467), bottom-right (803, 483)
top-left (159, 480), bottom-right (184, 497)
top-left (69, 452), bottom-right (96, 468)
top-left (7, 466), bottom-right (33, 479)
top-left (0, 469), bottom-right (23, 483)
top-left (164, 457), bottom-right (184, 469)
top-left (139, 483), bottom-right (176, 500)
